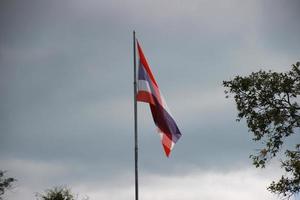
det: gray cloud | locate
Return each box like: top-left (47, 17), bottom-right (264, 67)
top-left (2, 158), bottom-right (282, 200)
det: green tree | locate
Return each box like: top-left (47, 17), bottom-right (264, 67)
top-left (36, 186), bottom-right (88, 200)
top-left (223, 62), bottom-right (300, 199)
top-left (0, 170), bottom-right (16, 200)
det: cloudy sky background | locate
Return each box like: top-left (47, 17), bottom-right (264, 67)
top-left (1, 0), bottom-right (300, 199)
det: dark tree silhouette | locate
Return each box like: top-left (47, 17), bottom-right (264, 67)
top-left (0, 170), bottom-right (16, 200)
top-left (36, 186), bottom-right (88, 200)
top-left (223, 62), bottom-right (300, 199)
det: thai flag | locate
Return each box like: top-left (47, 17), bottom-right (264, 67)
top-left (136, 41), bottom-right (182, 157)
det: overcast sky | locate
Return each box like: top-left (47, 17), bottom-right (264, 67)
top-left (1, 0), bottom-right (300, 200)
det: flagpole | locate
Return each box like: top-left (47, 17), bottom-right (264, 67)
top-left (133, 30), bottom-right (139, 200)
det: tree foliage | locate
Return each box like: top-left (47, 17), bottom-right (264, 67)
top-left (223, 62), bottom-right (300, 198)
top-left (36, 186), bottom-right (88, 200)
top-left (37, 187), bottom-right (74, 200)
top-left (0, 170), bottom-right (16, 200)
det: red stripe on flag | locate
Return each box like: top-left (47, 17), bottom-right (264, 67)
top-left (137, 91), bottom-right (155, 105)
top-left (137, 41), bottom-right (158, 87)
top-left (162, 133), bottom-right (172, 157)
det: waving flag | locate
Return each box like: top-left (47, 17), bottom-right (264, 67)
top-left (136, 41), bottom-right (182, 157)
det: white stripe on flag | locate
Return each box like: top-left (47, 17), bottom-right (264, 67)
top-left (138, 79), bottom-right (151, 93)
top-left (138, 79), bottom-right (172, 115)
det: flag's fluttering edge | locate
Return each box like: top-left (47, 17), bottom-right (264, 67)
top-left (136, 41), bottom-right (182, 157)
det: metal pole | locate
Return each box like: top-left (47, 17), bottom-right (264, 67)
top-left (133, 30), bottom-right (138, 200)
